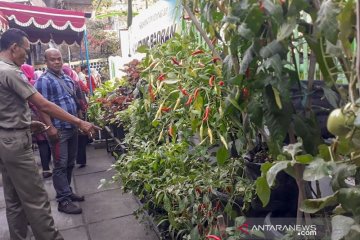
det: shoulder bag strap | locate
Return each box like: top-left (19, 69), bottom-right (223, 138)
top-left (47, 71), bottom-right (81, 107)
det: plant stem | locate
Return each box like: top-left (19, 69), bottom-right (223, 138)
top-left (182, 3), bottom-right (221, 59)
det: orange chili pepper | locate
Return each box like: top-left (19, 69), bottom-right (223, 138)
top-left (171, 57), bottom-right (181, 66)
top-left (191, 49), bottom-right (204, 56)
top-left (161, 107), bottom-right (171, 112)
top-left (168, 125), bottom-right (174, 138)
top-left (148, 85), bottom-right (155, 102)
top-left (194, 88), bottom-right (200, 99)
top-left (209, 75), bottom-right (215, 87)
top-left (202, 106), bottom-right (210, 121)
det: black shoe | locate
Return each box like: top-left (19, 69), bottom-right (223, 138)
top-left (70, 193), bottom-right (85, 202)
top-left (42, 171), bottom-right (52, 179)
top-left (78, 164), bottom-right (86, 168)
top-left (58, 200), bottom-right (82, 214)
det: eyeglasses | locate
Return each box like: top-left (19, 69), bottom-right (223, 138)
top-left (18, 45), bottom-right (31, 55)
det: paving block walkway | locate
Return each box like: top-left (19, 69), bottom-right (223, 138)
top-left (0, 144), bottom-right (159, 240)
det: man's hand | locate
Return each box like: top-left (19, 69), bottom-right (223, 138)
top-left (78, 120), bottom-right (102, 139)
top-left (30, 121), bottom-right (50, 135)
top-left (46, 126), bottom-right (59, 144)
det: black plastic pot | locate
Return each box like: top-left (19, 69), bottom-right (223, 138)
top-left (291, 80), bottom-right (343, 139)
top-left (244, 157), bottom-right (298, 217)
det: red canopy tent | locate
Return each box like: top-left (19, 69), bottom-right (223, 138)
top-left (0, 10), bottom-right (8, 33)
top-left (0, 1), bottom-right (86, 45)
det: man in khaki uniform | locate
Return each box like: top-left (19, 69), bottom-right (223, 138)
top-left (0, 28), bottom-right (99, 240)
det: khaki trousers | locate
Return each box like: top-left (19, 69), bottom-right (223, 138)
top-left (0, 129), bottom-right (63, 240)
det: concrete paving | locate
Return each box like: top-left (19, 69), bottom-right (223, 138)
top-left (0, 144), bottom-right (159, 240)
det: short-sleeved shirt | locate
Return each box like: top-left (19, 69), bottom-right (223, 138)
top-left (0, 58), bottom-right (37, 129)
top-left (35, 69), bottom-right (78, 129)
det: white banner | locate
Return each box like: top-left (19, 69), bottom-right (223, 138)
top-left (127, 0), bottom-right (180, 56)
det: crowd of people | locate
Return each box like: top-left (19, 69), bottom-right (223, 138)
top-left (0, 28), bottom-right (101, 240)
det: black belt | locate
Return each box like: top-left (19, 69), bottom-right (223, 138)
top-left (0, 126), bottom-right (29, 131)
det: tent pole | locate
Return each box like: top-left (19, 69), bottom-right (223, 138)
top-left (84, 29), bottom-right (93, 95)
top-left (80, 42), bottom-right (83, 64)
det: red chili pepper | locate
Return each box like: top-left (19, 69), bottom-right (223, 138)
top-left (171, 57), bottom-right (181, 66)
top-left (218, 81), bottom-right (224, 86)
top-left (168, 125), bottom-right (174, 138)
top-left (185, 95), bottom-right (193, 106)
top-left (194, 88), bottom-right (200, 99)
top-left (191, 49), bottom-right (204, 56)
top-left (212, 57), bottom-right (221, 63)
top-left (206, 235), bottom-right (221, 240)
top-left (202, 106), bottom-right (210, 122)
top-left (209, 75), bottom-right (215, 87)
top-left (279, 0), bottom-right (286, 5)
top-left (245, 67), bottom-right (250, 79)
top-left (157, 74), bottom-right (166, 81)
top-left (242, 87), bottom-right (250, 99)
top-left (161, 107), bottom-right (171, 112)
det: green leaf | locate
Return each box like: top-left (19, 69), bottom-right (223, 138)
top-left (272, 86), bottom-right (282, 109)
top-left (331, 215), bottom-right (355, 240)
top-left (277, 18), bottom-right (297, 41)
top-left (255, 176), bottom-right (270, 207)
top-left (316, 0), bottom-right (340, 44)
top-left (300, 192), bottom-right (338, 214)
top-left (322, 86), bottom-right (339, 109)
top-left (216, 146), bottom-right (229, 166)
top-left (337, 137), bottom-right (352, 155)
top-left (163, 79), bottom-right (180, 84)
top-left (293, 114), bottom-right (323, 155)
top-left (347, 225), bottom-right (360, 240)
top-left (338, 188), bottom-right (360, 214)
top-left (239, 43), bottom-right (255, 74)
top-left (266, 161), bottom-right (289, 187)
top-left (337, 0), bottom-right (355, 58)
top-left (238, 23), bottom-right (253, 40)
top-left (260, 40), bottom-right (284, 59)
top-left (282, 142), bottom-right (302, 160)
top-left (303, 157), bottom-right (332, 181)
top-left (136, 45), bottom-right (149, 53)
top-left (295, 154), bottom-right (314, 164)
top-left (190, 225), bottom-right (200, 240)
top-left (248, 99), bottom-right (263, 127)
top-left (318, 144), bottom-right (331, 161)
top-left (332, 164), bottom-right (357, 191)
top-left (227, 96), bottom-right (242, 112)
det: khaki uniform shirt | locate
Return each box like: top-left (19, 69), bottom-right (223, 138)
top-left (0, 58), bottom-right (37, 129)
